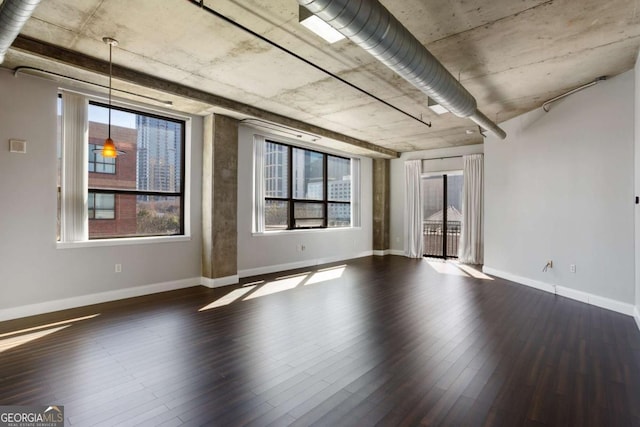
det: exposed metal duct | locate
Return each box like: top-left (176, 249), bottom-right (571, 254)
top-left (0, 0), bottom-right (42, 64)
top-left (298, 0), bottom-right (507, 140)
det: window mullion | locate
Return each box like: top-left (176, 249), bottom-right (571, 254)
top-left (179, 122), bottom-right (186, 235)
top-left (323, 153), bottom-right (328, 228)
top-left (288, 145), bottom-right (293, 230)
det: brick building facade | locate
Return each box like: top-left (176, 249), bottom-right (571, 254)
top-left (88, 122), bottom-right (138, 238)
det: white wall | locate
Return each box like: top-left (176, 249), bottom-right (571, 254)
top-left (485, 70), bottom-right (635, 306)
top-left (389, 144), bottom-right (484, 253)
top-left (0, 70), bottom-right (203, 318)
top-left (236, 125), bottom-right (373, 276)
top-left (635, 51), bottom-right (640, 318)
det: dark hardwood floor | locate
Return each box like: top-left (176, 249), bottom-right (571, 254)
top-left (1, 255), bottom-right (639, 426)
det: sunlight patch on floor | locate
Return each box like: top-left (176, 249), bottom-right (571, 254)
top-left (426, 260), bottom-right (493, 280)
top-left (244, 275), bottom-right (308, 300)
top-left (243, 280), bottom-right (265, 287)
top-left (0, 325), bottom-right (70, 353)
top-left (199, 285), bottom-right (258, 311)
top-left (199, 265), bottom-right (350, 311)
top-left (0, 314), bottom-right (100, 353)
top-left (275, 272), bottom-right (312, 281)
top-left (427, 260), bottom-right (469, 276)
top-left (455, 263), bottom-right (493, 280)
top-left (305, 265), bottom-right (346, 286)
top-left (0, 313), bottom-right (100, 339)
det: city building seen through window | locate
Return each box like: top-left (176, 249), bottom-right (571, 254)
top-left (264, 140), bottom-right (351, 230)
top-left (57, 97), bottom-right (185, 240)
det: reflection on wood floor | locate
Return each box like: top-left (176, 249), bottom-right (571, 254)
top-left (1, 255), bottom-right (639, 426)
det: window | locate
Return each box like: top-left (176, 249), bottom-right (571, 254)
top-left (327, 156), bottom-right (351, 227)
top-left (89, 143), bottom-right (116, 174)
top-left (57, 92), bottom-right (186, 241)
top-left (263, 140), bottom-right (352, 230)
top-left (88, 192), bottom-right (115, 219)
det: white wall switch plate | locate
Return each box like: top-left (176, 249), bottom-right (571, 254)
top-left (9, 139), bottom-right (26, 153)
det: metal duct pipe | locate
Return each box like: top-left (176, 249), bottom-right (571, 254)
top-left (298, 0), bottom-right (507, 139)
top-left (469, 111), bottom-right (506, 139)
top-left (0, 0), bottom-right (42, 64)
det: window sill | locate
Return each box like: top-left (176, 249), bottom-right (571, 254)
top-left (252, 227), bottom-right (361, 237)
top-left (56, 235), bottom-right (191, 249)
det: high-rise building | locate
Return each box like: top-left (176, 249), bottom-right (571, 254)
top-left (264, 141), bottom-right (288, 197)
top-left (136, 116), bottom-right (181, 193)
top-left (264, 141), bottom-right (351, 226)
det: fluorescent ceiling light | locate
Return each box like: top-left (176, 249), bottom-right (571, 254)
top-left (428, 98), bottom-right (449, 115)
top-left (299, 6), bottom-right (345, 44)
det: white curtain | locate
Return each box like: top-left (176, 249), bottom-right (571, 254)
top-left (60, 92), bottom-right (88, 242)
top-left (404, 160), bottom-right (423, 258)
top-left (459, 154), bottom-right (484, 264)
top-left (253, 135), bottom-right (266, 233)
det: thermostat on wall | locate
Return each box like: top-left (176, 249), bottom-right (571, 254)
top-left (9, 139), bottom-right (26, 154)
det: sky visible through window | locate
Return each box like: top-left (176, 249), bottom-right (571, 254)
top-left (57, 98), bottom-right (139, 129)
top-left (88, 104), bottom-right (136, 128)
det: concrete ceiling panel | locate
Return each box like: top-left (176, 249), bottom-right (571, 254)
top-left (382, 0), bottom-right (552, 44)
top-left (5, 0), bottom-right (639, 154)
top-left (26, 0), bottom-right (104, 32)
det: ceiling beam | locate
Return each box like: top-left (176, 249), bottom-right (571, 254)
top-left (11, 35), bottom-right (398, 159)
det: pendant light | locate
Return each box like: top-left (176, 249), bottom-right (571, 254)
top-left (101, 36), bottom-right (123, 158)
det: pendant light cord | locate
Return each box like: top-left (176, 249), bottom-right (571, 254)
top-left (108, 41), bottom-right (112, 140)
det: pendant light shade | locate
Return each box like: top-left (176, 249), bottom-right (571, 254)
top-left (102, 138), bottom-right (117, 158)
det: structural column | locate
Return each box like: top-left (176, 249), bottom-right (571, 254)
top-left (372, 158), bottom-right (390, 254)
top-left (202, 114), bottom-right (239, 286)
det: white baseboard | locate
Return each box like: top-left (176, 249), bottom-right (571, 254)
top-left (239, 251), bottom-right (373, 278)
top-left (634, 306), bottom-right (640, 331)
top-left (200, 275), bottom-right (239, 288)
top-left (554, 285), bottom-right (589, 304)
top-left (0, 277), bottom-right (201, 322)
top-left (483, 266), bottom-right (635, 317)
top-left (482, 267), bottom-right (556, 294)
top-left (374, 249), bottom-right (404, 257)
top-left (373, 250), bottom-right (390, 256)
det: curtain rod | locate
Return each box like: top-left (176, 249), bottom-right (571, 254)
top-left (13, 66), bottom-right (173, 106)
top-left (421, 153), bottom-right (483, 161)
top-left (422, 155), bottom-right (463, 161)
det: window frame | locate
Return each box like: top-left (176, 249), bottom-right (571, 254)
top-left (57, 90), bottom-right (191, 246)
top-left (88, 192), bottom-right (116, 220)
top-left (87, 100), bottom-right (187, 238)
top-left (264, 139), bottom-right (352, 231)
top-left (88, 143), bottom-right (116, 174)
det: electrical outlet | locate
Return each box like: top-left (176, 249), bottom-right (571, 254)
top-left (548, 260), bottom-right (553, 269)
top-left (115, 263), bottom-right (122, 273)
top-left (570, 264), bottom-right (576, 273)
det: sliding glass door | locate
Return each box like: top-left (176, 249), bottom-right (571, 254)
top-left (422, 172), bottom-right (463, 258)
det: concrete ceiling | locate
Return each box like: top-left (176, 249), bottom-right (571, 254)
top-left (3, 0), bottom-right (640, 157)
